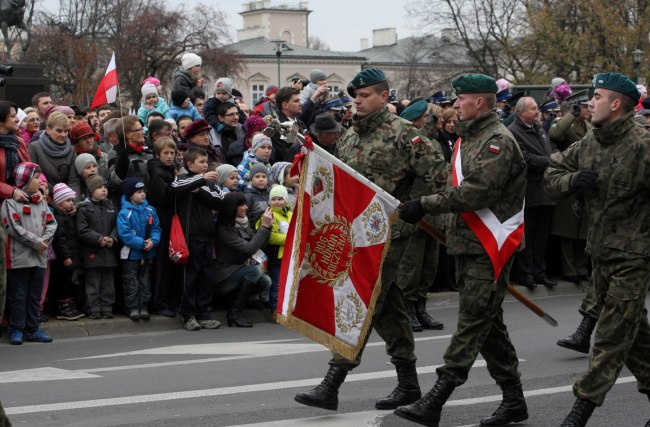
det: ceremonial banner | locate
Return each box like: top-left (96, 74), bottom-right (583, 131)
top-left (277, 143), bottom-right (400, 360)
top-left (452, 138), bottom-right (525, 282)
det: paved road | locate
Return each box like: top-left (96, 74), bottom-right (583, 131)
top-left (1, 293), bottom-right (648, 427)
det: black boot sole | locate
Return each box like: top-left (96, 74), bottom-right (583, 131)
top-left (394, 407), bottom-right (440, 427)
top-left (557, 339), bottom-right (589, 354)
top-left (294, 394), bottom-right (338, 411)
top-left (480, 412), bottom-right (529, 426)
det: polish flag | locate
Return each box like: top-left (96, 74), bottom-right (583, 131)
top-left (277, 143), bottom-right (400, 360)
top-left (90, 52), bottom-right (118, 109)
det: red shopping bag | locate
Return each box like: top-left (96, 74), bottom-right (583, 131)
top-left (169, 213), bottom-right (189, 265)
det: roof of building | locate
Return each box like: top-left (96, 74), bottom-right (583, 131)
top-left (359, 36), bottom-right (475, 67)
top-left (227, 37), bottom-right (366, 61)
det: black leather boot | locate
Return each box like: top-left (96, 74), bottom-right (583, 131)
top-left (416, 298), bottom-right (444, 330)
top-left (394, 377), bottom-right (455, 427)
top-left (560, 398), bottom-right (595, 426)
top-left (375, 361), bottom-right (421, 409)
top-left (227, 281), bottom-right (257, 328)
top-left (480, 379), bottom-right (528, 426)
top-left (408, 300), bottom-right (423, 332)
top-left (557, 316), bottom-right (597, 354)
top-left (294, 365), bottom-right (348, 411)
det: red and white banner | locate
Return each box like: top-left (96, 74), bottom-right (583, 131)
top-left (277, 144), bottom-right (400, 360)
top-left (90, 52), bottom-right (118, 109)
top-left (452, 138), bottom-right (524, 282)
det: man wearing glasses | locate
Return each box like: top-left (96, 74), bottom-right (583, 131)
top-left (214, 102), bottom-right (246, 166)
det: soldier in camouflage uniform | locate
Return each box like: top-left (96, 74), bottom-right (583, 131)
top-left (552, 91), bottom-right (600, 356)
top-left (293, 69), bottom-right (448, 412)
top-left (397, 73), bottom-right (529, 427)
top-left (544, 72), bottom-right (650, 427)
top-left (397, 99), bottom-right (444, 332)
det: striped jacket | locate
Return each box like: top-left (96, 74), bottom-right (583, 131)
top-left (1, 197), bottom-right (57, 269)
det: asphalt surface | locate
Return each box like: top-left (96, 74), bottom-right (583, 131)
top-left (1, 285), bottom-right (648, 427)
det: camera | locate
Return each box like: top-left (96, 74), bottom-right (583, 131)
top-left (0, 64), bottom-right (13, 88)
top-left (389, 88), bottom-right (398, 104)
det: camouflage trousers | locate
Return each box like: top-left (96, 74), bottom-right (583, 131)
top-left (330, 236), bottom-right (416, 368)
top-left (0, 400), bottom-right (11, 427)
top-left (578, 276), bottom-right (601, 320)
top-left (573, 257), bottom-right (650, 406)
top-left (436, 254), bottom-right (521, 386)
top-left (397, 229), bottom-right (440, 302)
top-left (0, 225), bottom-right (6, 319)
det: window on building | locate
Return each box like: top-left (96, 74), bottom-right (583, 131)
top-left (252, 83), bottom-right (266, 104)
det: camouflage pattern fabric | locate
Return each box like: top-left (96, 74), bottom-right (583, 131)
top-left (548, 113), bottom-right (591, 151)
top-left (328, 106), bottom-right (447, 368)
top-left (544, 111), bottom-right (650, 406)
top-left (544, 112), bottom-right (650, 261)
top-left (436, 255), bottom-right (521, 386)
top-left (416, 111), bottom-right (525, 386)
top-left (420, 111), bottom-right (527, 256)
top-left (578, 276), bottom-right (601, 320)
top-left (573, 258), bottom-right (650, 405)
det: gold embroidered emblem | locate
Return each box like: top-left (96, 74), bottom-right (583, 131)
top-left (361, 202), bottom-right (387, 245)
top-left (334, 292), bottom-right (364, 334)
top-left (310, 166), bottom-right (333, 207)
top-left (303, 214), bottom-right (355, 288)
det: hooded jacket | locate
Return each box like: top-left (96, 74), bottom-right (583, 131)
top-left (76, 197), bottom-right (118, 268)
top-left (117, 197), bottom-right (161, 260)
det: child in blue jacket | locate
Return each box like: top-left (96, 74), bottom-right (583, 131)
top-left (117, 177), bottom-right (161, 321)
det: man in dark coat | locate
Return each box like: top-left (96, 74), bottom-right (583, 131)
top-left (508, 96), bottom-right (556, 288)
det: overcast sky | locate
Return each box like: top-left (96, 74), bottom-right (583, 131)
top-left (39, 0), bottom-right (419, 52)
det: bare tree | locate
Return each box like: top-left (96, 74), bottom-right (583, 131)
top-left (20, 0), bottom-right (243, 106)
top-left (308, 35), bottom-right (330, 51)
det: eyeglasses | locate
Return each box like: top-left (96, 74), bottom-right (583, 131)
top-left (27, 118), bottom-right (40, 123)
top-left (128, 127), bottom-right (144, 133)
top-left (223, 112), bottom-right (239, 117)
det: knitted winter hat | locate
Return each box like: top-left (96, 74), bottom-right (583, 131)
top-left (122, 177), bottom-right (146, 200)
top-left (249, 162), bottom-right (270, 178)
top-left (270, 161), bottom-right (291, 185)
top-left (74, 153), bottom-right (98, 176)
top-left (269, 184), bottom-right (288, 202)
top-left (86, 174), bottom-right (105, 195)
top-left (171, 88), bottom-right (190, 107)
top-left (214, 78), bottom-right (233, 97)
top-left (69, 121), bottom-right (96, 145)
top-left (181, 52), bottom-right (202, 70)
top-left (310, 69), bottom-right (327, 84)
top-left (141, 82), bottom-right (158, 99)
top-left (52, 183), bottom-right (76, 205)
top-left (142, 76), bottom-right (161, 87)
top-left (216, 164), bottom-right (238, 187)
top-left (265, 85), bottom-right (279, 96)
top-left (250, 133), bottom-right (272, 153)
top-left (243, 115), bottom-right (267, 142)
top-left (14, 162), bottom-right (40, 189)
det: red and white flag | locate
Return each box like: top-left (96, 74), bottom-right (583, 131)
top-left (452, 138), bottom-right (524, 282)
top-left (277, 144), bottom-right (400, 360)
top-left (90, 52), bottom-right (118, 109)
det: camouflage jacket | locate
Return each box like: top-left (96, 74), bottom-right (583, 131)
top-left (543, 112), bottom-right (650, 261)
top-left (548, 113), bottom-right (591, 150)
top-left (336, 107), bottom-right (447, 239)
top-left (421, 111), bottom-right (527, 255)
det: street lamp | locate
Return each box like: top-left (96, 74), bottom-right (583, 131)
top-left (271, 40), bottom-right (292, 87)
top-left (632, 48), bottom-right (643, 84)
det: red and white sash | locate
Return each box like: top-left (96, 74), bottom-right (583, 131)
top-left (452, 138), bottom-right (524, 282)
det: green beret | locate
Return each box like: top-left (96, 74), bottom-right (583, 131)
top-left (400, 100), bottom-right (428, 121)
top-left (593, 72), bottom-right (640, 101)
top-left (347, 68), bottom-right (386, 97)
top-left (452, 73), bottom-right (498, 95)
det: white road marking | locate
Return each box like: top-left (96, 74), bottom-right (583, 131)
top-left (226, 410), bottom-right (391, 427)
top-left (4, 360), bottom-right (493, 415)
top-left (0, 367), bottom-right (100, 384)
top-left (66, 335), bottom-right (454, 360)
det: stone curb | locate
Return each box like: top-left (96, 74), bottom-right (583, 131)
top-left (36, 280), bottom-right (584, 340)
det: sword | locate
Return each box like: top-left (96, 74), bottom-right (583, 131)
top-left (413, 216), bottom-right (558, 327)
